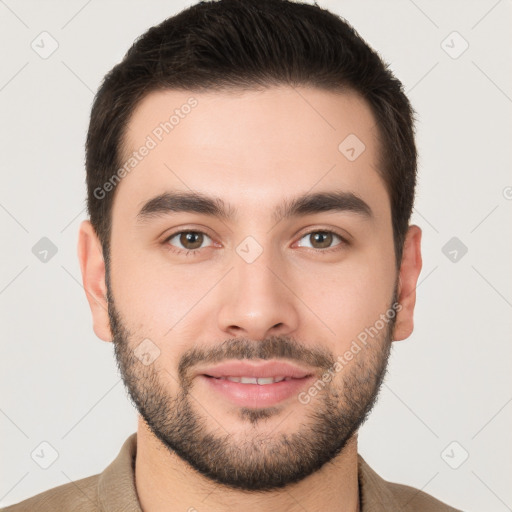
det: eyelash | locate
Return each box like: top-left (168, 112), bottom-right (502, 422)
top-left (162, 228), bottom-right (349, 257)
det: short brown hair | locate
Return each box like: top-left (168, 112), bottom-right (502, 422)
top-left (86, 0), bottom-right (417, 269)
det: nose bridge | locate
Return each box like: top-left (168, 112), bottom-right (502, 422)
top-left (216, 237), bottom-right (299, 339)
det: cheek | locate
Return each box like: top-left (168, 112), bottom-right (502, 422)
top-left (109, 241), bottom-right (217, 341)
top-left (297, 250), bottom-right (396, 346)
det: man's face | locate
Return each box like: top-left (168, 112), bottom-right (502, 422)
top-left (104, 87), bottom-right (400, 490)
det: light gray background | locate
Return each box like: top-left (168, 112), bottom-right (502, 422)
top-left (1, 0), bottom-right (511, 510)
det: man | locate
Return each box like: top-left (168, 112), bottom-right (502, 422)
top-left (3, 0), bottom-right (462, 510)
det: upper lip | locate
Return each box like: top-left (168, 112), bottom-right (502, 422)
top-left (197, 360), bottom-right (314, 379)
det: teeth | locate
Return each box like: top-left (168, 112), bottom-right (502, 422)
top-left (240, 377), bottom-right (258, 384)
top-left (219, 376), bottom-right (288, 385)
top-left (255, 377), bottom-right (275, 385)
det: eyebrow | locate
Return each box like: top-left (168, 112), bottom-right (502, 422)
top-left (136, 189), bottom-right (373, 225)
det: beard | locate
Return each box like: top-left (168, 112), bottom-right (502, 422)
top-left (107, 280), bottom-right (396, 492)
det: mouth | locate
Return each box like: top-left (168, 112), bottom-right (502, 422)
top-left (196, 360), bottom-right (315, 408)
top-left (203, 375), bottom-right (307, 384)
top-left (197, 359), bottom-right (314, 380)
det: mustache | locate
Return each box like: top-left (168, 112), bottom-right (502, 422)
top-left (178, 336), bottom-right (335, 383)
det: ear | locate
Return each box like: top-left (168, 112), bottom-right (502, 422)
top-left (77, 220), bottom-right (112, 342)
top-left (393, 225), bottom-right (422, 341)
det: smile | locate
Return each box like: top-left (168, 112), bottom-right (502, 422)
top-left (206, 376), bottom-right (298, 384)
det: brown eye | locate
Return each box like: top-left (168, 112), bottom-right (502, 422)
top-left (165, 231), bottom-right (212, 253)
top-left (310, 231), bottom-right (333, 249)
top-left (180, 232), bottom-right (204, 249)
top-left (296, 230), bottom-right (345, 251)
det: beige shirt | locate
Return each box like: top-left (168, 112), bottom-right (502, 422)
top-left (1, 433), bottom-right (462, 511)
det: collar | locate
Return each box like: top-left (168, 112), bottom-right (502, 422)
top-left (97, 433), bottom-right (404, 512)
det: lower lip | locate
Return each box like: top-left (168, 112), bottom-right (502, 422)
top-left (199, 375), bottom-right (314, 408)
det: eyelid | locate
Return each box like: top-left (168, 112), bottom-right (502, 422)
top-left (161, 223), bottom-right (214, 239)
top-left (293, 228), bottom-right (349, 252)
top-left (294, 225), bottom-right (351, 243)
top-left (162, 225), bottom-right (351, 255)
top-left (163, 228), bottom-right (216, 250)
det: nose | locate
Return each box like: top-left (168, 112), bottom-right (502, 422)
top-left (217, 246), bottom-right (300, 341)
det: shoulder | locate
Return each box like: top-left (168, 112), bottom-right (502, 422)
top-left (385, 480), bottom-right (463, 511)
top-left (358, 454), bottom-right (462, 511)
top-left (0, 474), bottom-right (100, 512)
top-left (2, 432), bottom-right (140, 512)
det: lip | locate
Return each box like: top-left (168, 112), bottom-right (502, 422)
top-left (195, 360), bottom-right (316, 408)
top-left (196, 360), bottom-right (315, 379)
top-left (199, 374), bottom-right (315, 408)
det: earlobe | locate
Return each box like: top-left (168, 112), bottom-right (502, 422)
top-left (393, 225), bottom-right (422, 341)
top-left (77, 220), bottom-right (112, 342)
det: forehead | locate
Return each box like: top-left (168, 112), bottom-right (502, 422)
top-left (114, 86), bottom-right (387, 223)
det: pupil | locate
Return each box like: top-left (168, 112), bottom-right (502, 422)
top-left (182, 232), bottom-right (202, 249)
top-left (313, 232), bottom-right (331, 248)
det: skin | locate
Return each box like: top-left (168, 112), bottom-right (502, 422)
top-left (78, 86), bottom-right (422, 512)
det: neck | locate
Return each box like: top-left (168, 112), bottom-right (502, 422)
top-left (134, 418), bottom-right (360, 512)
